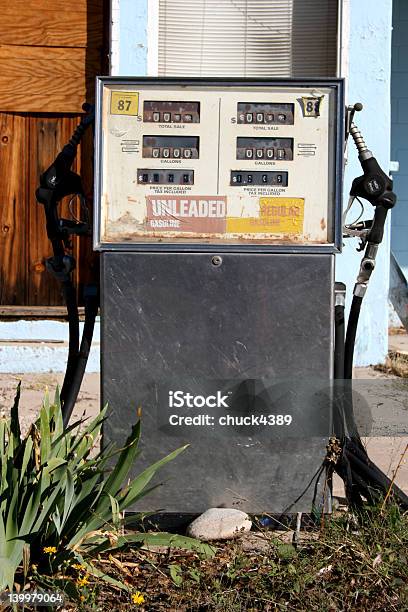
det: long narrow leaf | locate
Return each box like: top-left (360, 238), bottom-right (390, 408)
top-left (51, 416), bottom-right (90, 450)
top-left (5, 483), bottom-right (19, 555)
top-left (10, 382), bottom-right (21, 447)
top-left (0, 419), bottom-right (8, 499)
top-left (74, 553), bottom-right (129, 590)
top-left (101, 420), bottom-right (141, 498)
top-left (61, 469), bottom-right (75, 528)
top-left (97, 532), bottom-right (215, 558)
top-left (61, 484), bottom-right (104, 542)
top-left (109, 494), bottom-right (120, 531)
top-left (0, 556), bottom-right (17, 591)
top-left (19, 437), bottom-right (34, 485)
top-left (39, 406), bottom-right (51, 467)
top-left (0, 502), bottom-right (7, 558)
top-left (30, 477), bottom-right (67, 535)
top-left (52, 505), bottom-right (62, 536)
top-left (68, 407), bottom-right (108, 456)
top-left (66, 499), bottom-right (118, 548)
top-left (49, 398), bottom-right (64, 453)
top-left (118, 445), bottom-right (188, 511)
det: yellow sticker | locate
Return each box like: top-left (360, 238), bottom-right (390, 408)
top-left (110, 91), bottom-right (139, 116)
top-left (226, 197), bottom-right (304, 235)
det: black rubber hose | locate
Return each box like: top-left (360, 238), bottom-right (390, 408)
top-left (344, 440), bottom-right (408, 509)
top-left (60, 281), bottom-right (80, 405)
top-left (332, 296), bottom-right (346, 439)
top-left (344, 295), bottom-right (363, 380)
top-left (348, 469), bottom-right (378, 506)
top-left (334, 302), bottom-right (345, 380)
top-left (343, 294), bottom-right (367, 448)
top-left (62, 286), bottom-right (99, 427)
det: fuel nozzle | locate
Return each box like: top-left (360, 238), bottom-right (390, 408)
top-left (349, 139), bottom-right (395, 213)
top-left (348, 114), bottom-right (396, 215)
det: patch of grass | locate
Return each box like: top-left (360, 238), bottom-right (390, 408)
top-left (33, 503), bottom-right (408, 611)
top-left (375, 353), bottom-right (408, 378)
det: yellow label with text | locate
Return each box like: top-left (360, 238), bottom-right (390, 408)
top-left (110, 91), bottom-right (139, 116)
top-left (226, 198), bottom-right (304, 235)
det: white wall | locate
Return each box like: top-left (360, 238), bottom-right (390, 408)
top-left (337, 0), bottom-right (393, 365)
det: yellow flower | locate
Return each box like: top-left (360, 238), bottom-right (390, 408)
top-left (80, 595), bottom-right (85, 602)
top-left (76, 575), bottom-right (90, 588)
top-left (72, 563), bottom-right (86, 571)
top-left (131, 591), bottom-right (145, 605)
top-left (43, 546), bottom-right (57, 554)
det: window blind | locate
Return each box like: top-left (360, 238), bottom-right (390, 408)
top-left (158, 0), bottom-right (338, 77)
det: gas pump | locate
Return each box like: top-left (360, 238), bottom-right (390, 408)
top-left (37, 77), bottom-right (408, 519)
top-left (95, 77), bottom-right (342, 515)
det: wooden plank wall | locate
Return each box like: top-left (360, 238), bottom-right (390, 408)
top-left (0, 114), bottom-right (28, 304)
top-left (0, 0), bottom-right (104, 113)
top-left (0, 0), bottom-right (105, 306)
top-left (0, 115), bottom-right (84, 304)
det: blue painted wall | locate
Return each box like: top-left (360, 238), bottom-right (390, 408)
top-left (391, 0), bottom-right (408, 278)
top-left (118, 0), bottom-right (148, 75)
top-left (336, 0), bottom-right (393, 366)
top-left (0, 321), bottom-right (100, 373)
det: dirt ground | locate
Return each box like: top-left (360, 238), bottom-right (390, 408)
top-left (0, 368), bottom-right (407, 498)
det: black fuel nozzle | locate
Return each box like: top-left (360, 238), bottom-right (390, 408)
top-left (350, 159), bottom-right (396, 246)
top-left (35, 103), bottom-right (94, 242)
top-left (36, 104), bottom-right (94, 203)
top-left (349, 122), bottom-right (396, 246)
top-left (350, 156), bottom-right (396, 211)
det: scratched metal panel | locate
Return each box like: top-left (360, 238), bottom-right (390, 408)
top-left (101, 252), bottom-right (334, 513)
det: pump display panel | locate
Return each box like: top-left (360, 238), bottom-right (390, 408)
top-left (95, 78), bottom-right (344, 251)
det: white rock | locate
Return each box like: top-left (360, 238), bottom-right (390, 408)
top-left (186, 508), bottom-right (252, 541)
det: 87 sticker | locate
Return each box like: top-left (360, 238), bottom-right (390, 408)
top-left (110, 91), bottom-right (139, 116)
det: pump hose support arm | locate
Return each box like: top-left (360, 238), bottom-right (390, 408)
top-left (36, 103), bottom-right (97, 427)
top-left (338, 115), bottom-right (408, 511)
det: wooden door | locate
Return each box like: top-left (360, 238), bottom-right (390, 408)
top-left (0, 0), bottom-right (106, 307)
